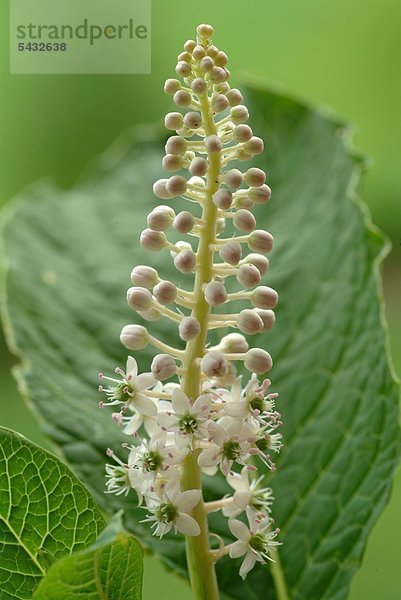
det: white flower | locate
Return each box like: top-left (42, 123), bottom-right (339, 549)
top-left (158, 389), bottom-right (212, 446)
top-left (197, 420), bottom-right (254, 475)
top-left (130, 428), bottom-right (188, 480)
top-left (99, 356), bottom-right (157, 416)
top-left (229, 508), bottom-right (281, 579)
top-left (105, 448), bottom-right (132, 496)
top-left (142, 488), bottom-right (202, 538)
top-left (223, 467), bottom-right (274, 517)
top-left (224, 375), bottom-right (278, 424)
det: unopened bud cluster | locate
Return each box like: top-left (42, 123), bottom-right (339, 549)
top-left (99, 23), bottom-right (282, 581)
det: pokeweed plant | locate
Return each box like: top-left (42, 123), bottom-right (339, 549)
top-left (99, 23), bottom-right (282, 599)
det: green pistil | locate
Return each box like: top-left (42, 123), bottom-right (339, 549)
top-left (250, 395), bottom-right (265, 412)
top-left (249, 533), bottom-right (267, 553)
top-left (142, 450), bottom-right (163, 472)
top-left (223, 440), bottom-right (241, 461)
top-left (256, 436), bottom-right (270, 452)
top-left (179, 415), bottom-right (198, 434)
top-left (114, 381), bottom-right (134, 403)
top-left (156, 502), bottom-right (178, 524)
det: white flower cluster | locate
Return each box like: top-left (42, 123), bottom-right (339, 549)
top-left (99, 23), bottom-right (282, 580)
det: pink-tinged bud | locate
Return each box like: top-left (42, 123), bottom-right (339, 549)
top-left (184, 39), bottom-right (196, 53)
top-left (244, 136), bottom-right (264, 155)
top-left (249, 230), bottom-right (274, 253)
top-left (237, 309), bottom-right (264, 334)
top-left (200, 56), bottom-right (214, 73)
top-left (173, 211), bottom-right (195, 233)
top-left (211, 93), bottom-right (229, 113)
top-left (174, 249), bottom-right (196, 273)
top-left (234, 195), bottom-right (254, 210)
top-left (189, 157), bottom-right (208, 177)
top-left (192, 45), bottom-right (206, 60)
top-left (233, 209), bottom-right (256, 233)
top-left (184, 111), bottom-right (202, 129)
top-left (201, 351), bottom-right (227, 378)
top-left (131, 265), bottom-right (158, 288)
top-left (151, 354), bottom-right (177, 381)
top-left (127, 287), bottom-right (153, 311)
top-left (211, 66), bottom-right (227, 83)
top-left (214, 51), bottom-right (228, 67)
top-left (244, 348), bottom-right (273, 374)
top-left (191, 78), bottom-right (207, 95)
top-left (162, 154), bottom-right (184, 172)
top-left (219, 332), bottom-right (249, 353)
top-left (230, 105), bottom-right (249, 124)
top-left (164, 112), bottom-right (184, 131)
top-left (164, 78), bottom-right (181, 94)
top-left (173, 90), bottom-right (192, 107)
top-left (120, 324), bottom-right (149, 350)
top-left (153, 178), bottom-right (173, 199)
top-left (205, 134), bottom-right (223, 153)
top-left (179, 316), bottom-right (201, 341)
top-left (147, 205), bottom-right (175, 231)
top-left (224, 169), bottom-right (243, 189)
top-left (212, 188), bottom-right (232, 209)
top-left (251, 286), bottom-right (278, 309)
top-left (139, 307), bottom-right (161, 321)
top-left (153, 280), bottom-right (177, 305)
top-left (204, 281), bottom-right (227, 305)
top-left (244, 168), bottom-right (266, 187)
top-left (197, 23), bottom-right (214, 38)
top-left (249, 184), bottom-right (272, 204)
top-left (207, 44), bottom-right (219, 58)
top-left (256, 309), bottom-right (276, 331)
top-left (140, 229), bottom-right (167, 251)
top-left (178, 51), bottom-right (192, 63)
top-left (214, 81), bottom-right (230, 94)
top-left (226, 88), bottom-right (243, 106)
top-left (244, 253), bottom-right (269, 275)
top-left (219, 241), bottom-right (242, 265)
top-left (233, 124), bottom-right (253, 142)
top-left (175, 61), bottom-right (192, 78)
top-left (166, 175), bottom-right (187, 196)
top-left (236, 263), bottom-right (261, 287)
top-left (165, 136), bottom-right (187, 155)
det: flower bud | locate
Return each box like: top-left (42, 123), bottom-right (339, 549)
top-left (147, 205), bottom-right (175, 231)
top-left (177, 51), bottom-right (192, 63)
top-left (212, 189), bottom-right (232, 209)
top-left (226, 88), bottom-right (243, 106)
top-left (151, 354), bottom-right (177, 381)
top-left (230, 105), bottom-right (249, 124)
top-left (166, 175), bottom-right (187, 196)
top-left (174, 249), bottom-right (196, 273)
top-left (184, 39), bottom-right (196, 53)
top-left (197, 23), bottom-right (214, 39)
top-left (248, 230), bottom-right (274, 253)
top-left (244, 168), bottom-right (266, 187)
top-left (214, 82), bottom-right (230, 94)
top-left (244, 348), bottom-right (273, 374)
top-left (224, 169), bottom-right (243, 189)
top-left (179, 316), bottom-right (201, 341)
top-left (244, 136), bottom-right (264, 155)
top-left (162, 154), bottom-right (184, 172)
top-left (219, 333), bottom-right (249, 353)
top-left (204, 281), bottom-right (227, 305)
top-left (173, 211), bottom-right (195, 233)
top-left (127, 287), bottom-right (153, 311)
top-left (131, 265), bottom-right (158, 288)
top-left (210, 67), bottom-right (227, 83)
top-left (173, 90), bottom-right (192, 107)
top-left (189, 157), bottom-right (208, 177)
top-left (192, 45), bottom-right (206, 60)
top-left (244, 253), bottom-right (269, 275)
top-left (205, 135), bottom-right (223, 153)
top-left (175, 61), bottom-right (192, 78)
top-left (233, 124), bottom-right (253, 142)
top-left (201, 351), bottom-right (227, 378)
top-left (211, 93), bottom-right (229, 113)
top-left (236, 263), bottom-right (261, 287)
top-left (216, 217), bottom-right (226, 235)
top-left (233, 209), bottom-right (256, 233)
top-left (120, 324), bottom-right (149, 350)
top-left (219, 241), bottom-right (242, 265)
top-left (256, 309), bottom-right (276, 331)
top-left (165, 112), bottom-right (184, 130)
top-left (184, 111), bottom-right (202, 129)
top-left (207, 44), bottom-right (219, 58)
top-left (237, 309), bottom-right (264, 334)
top-left (164, 78), bottom-right (181, 94)
top-left (165, 136), bottom-right (187, 155)
top-left (200, 56), bottom-right (214, 73)
top-left (214, 51), bottom-right (228, 67)
top-left (153, 178), bottom-right (173, 199)
top-left (191, 78), bottom-right (207, 95)
top-left (140, 229), bottom-right (167, 251)
top-left (153, 280), bottom-right (177, 305)
top-left (249, 184), bottom-right (272, 204)
top-left (251, 286), bottom-right (278, 309)
top-left (233, 195), bottom-right (254, 210)
top-left (139, 307), bottom-right (161, 321)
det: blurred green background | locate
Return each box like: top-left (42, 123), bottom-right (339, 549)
top-left (1, 1), bottom-right (400, 598)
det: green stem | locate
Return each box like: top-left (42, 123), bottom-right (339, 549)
top-left (270, 551), bottom-right (290, 600)
top-left (180, 83), bottom-right (221, 600)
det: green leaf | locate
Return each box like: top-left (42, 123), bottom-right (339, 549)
top-left (33, 512), bottom-right (143, 600)
top-left (1, 85), bottom-right (400, 600)
top-left (0, 428), bottom-right (105, 600)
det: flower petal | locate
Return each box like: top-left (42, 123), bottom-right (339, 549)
top-left (229, 519), bottom-right (250, 542)
top-left (123, 413), bottom-right (144, 435)
top-left (234, 491), bottom-right (251, 509)
top-left (229, 540), bottom-right (248, 558)
top-left (239, 551), bottom-right (257, 579)
top-left (126, 356), bottom-right (138, 378)
top-left (172, 388), bottom-right (191, 414)
top-left (136, 372), bottom-right (157, 391)
top-left (176, 513), bottom-right (200, 536)
top-left (197, 447), bottom-right (220, 468)
top-left (193, 393), bottom-right (211, 414)
top-left (224, 400), bottom-right (248, 419)
top-left (227, 471), bottom-right (247, 493)
top-left (135, 393), bottom-right (158, 416)
top-left (176, 489), bottom-right (201, 513)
